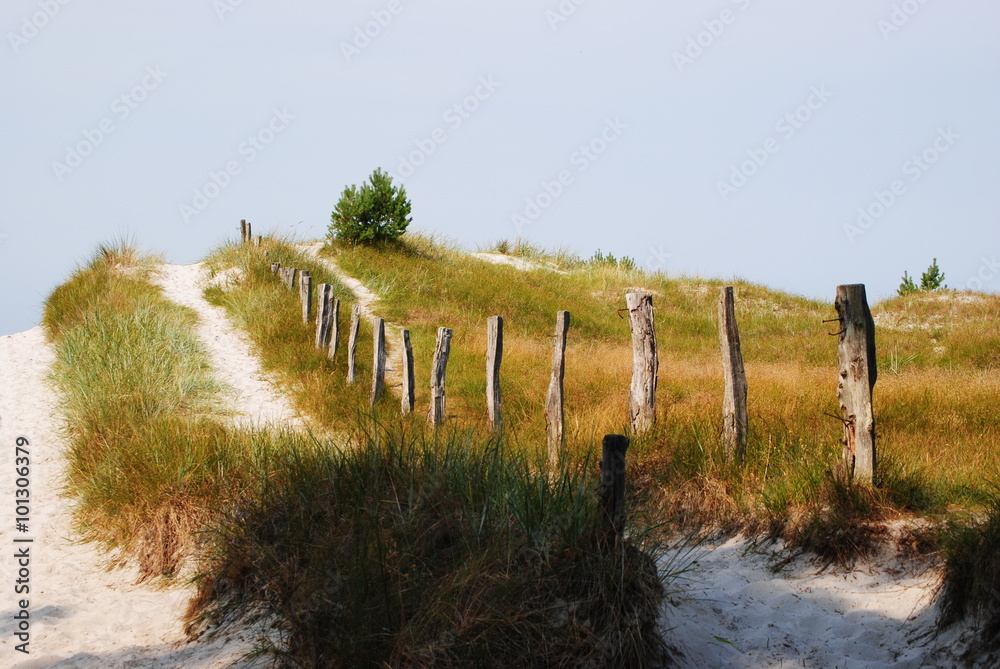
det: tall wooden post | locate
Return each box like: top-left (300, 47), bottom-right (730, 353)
top-left (427, 327), bottom-right (453, 426)
top-left (486, 316), bottom-right (503, 432)
top-left (328, 298), bottom-right (341, 359)
top-left (240, 219), bottom-right (248, 242)
top-left (401, 329), bottom-right (415, 414)
top-left (599, 434), bottom-right (629, 547)
top-left (626, 293), bottom-right (658, 434)
top-left (315, 284), bottom-right (334, 350)
top-left (836, 284), bottom-right (878, 484)
top-left (546, 311), bottom-right (570, 469)
top-left (299, 271), bottom-right (312, 324)
top-left (718, 287), bottom-right (748, 463)
top-left (371, 318), bottom-right (386, 405)
top-left (346, 305), bottom-right (361, 384)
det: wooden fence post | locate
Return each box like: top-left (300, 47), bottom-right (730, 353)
top-left (836, 284), bottom-right (878, 484)
top-left (315, 284), bottom-right (334, 350)
top-left (279, 267), bottom-right (297, 289)
top-left (401, 329), bottom-right (415, 414)
top-left (299, 271), bottom-right (312, 324)
top-left (486, 316), bottom-right (503, 432)
top-left (270, 262), bottom-right (280, 275)
top-left (254, 235), bottom-right (262, 247)
top-left (240, 219), bottom-right (248, 242)
top-left (328, 298), bottom-right (340, 359)
top-left (427, 327), bottom-right (453, 426)
top-left (546, 311), bottom-right (570, 469)
top-left (371, 318), bottom-right (386, 405)
top-left (626, 293), bottom-right (658, 434)
top-left (347, 305), bottom-right (361, 384)
top-left (600, 434), bottom-right (629, 547)
top-left (718, 287), bottom-right (748, 463)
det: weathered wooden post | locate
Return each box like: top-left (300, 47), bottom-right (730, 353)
top-left (401, 329), bottom-right (415, 414)
top-left (718, 287), bottom-right (748, 463)
top-left (626, 293), bottom-right (658, 434)
top-left (328, 298), bottom-right (341, 359)
top-left (371, 318), bottom-right (386, 405)
top-left (427, 327), bottom-right (453, 426)
top-left (240, 219), bottom-right (249, 242)
top-left (486, 316), bottom-right (503, 432)
top-left (546, 311), bottom-right (570, 469)
top-left (315, 284), bottom-right (334, 350)
top-left (279, 267), bottom-right (297, 289)
top-left (270, 262), bottom-right (280, 275)
top-left (346, 305), bottom-right (361, 384)
top-left (254, 235), bottom-right (262, 248)
top-left (836, 284), bottom-right (878, 484)
top-left (599, 434), bottom-right (629, 547)
top-left (299, 271), bottom-right (312, 324)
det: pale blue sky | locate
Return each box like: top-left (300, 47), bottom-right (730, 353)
top-left (2, 0), bottom-right (998, 335)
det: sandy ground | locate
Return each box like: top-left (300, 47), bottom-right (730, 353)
top-left (661, 534), bottom-right (979, 668)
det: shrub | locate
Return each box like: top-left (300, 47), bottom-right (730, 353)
top-left (920, 257), bottom-right (947, 291)
top-left (329, 168), bottom-right (412, 244)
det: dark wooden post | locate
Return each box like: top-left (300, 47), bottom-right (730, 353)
top-left (718, 287), bottom-right (748, 463)
top-left (347, 304), bottom-right (361, 384)
top-left (427, 327), bottom-right (453, 426)
top-left (371, 318), bottom-right (386, 405)
top-left (546, 311), bottom-right (570, 469)
top-left (240, 219), bottom-right (248, 242)
top-left (599, 434), bottom-right (629, 546)
top-left (401, 329), bottom-right (415, 414)
top-left (486, 316), bottom-right (503, 432)
top-left (315, 284), bottom-right (334, 350)
top-left (328, 298), bottom-right (341, 359)
top-left (626, 293), bottom-right (658, 434)
top-left (299, 271), bottom-right (312, 324)
top-left (836, 284), bottom-right (877, 484)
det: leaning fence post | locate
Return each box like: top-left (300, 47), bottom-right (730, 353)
top-left (836, 284), bottom-right (878, 484)
top-left (315, 284), bottom-right (334, 350)
top-left (600, 434), bottom-right (629, 547)
top-left (546, 311), bottom-right (570, 469)
top-left (626, 293), bottom-right (657, 434)
top-left (299, 271), bottom-right (312, 324)
top-left (718, 287), bottom-right (748, 463)
top-left (347, 305), bottom-right (361, 384)
top-left (401, 329), bottom-right (415, 414)
top-left (486, 316), bottom-right (503, 432)
top-left (371, 318), bottom-right (386, 405)
top-left (427, 327), bottom-right (453, 426)
top-left (328, 298), bottom-right (341, 359)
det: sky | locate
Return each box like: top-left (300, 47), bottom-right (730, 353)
top-left (2, 0), bottom-right (998, 335)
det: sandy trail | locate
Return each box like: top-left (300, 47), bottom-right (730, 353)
top-left (302, 243), bottom-right (406, 397)
top-left (150, 262), bottom-right (303, 428)
top-left (0, 328), bottom-right (263, 669)
top-left (661, 535), bottom-right (971, 668)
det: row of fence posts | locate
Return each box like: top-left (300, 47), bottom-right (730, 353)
top-left (240, 224), bottom-right (877, 544)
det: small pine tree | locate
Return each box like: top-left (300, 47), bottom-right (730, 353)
top-left (898, 271), bottom-right (918, 296)
top-left (920, 258), bottom-right (947, 291)
top-left (329, 169), bottom-right (412, 244)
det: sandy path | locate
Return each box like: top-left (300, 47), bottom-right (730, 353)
top-left (150, 262), bottom-right (303, 429)
top-left (661, 535), bottom-right (970, 668)
top-left (302, 244), bottom-right (405, 397)
top-left (0, 328), bottom-right (263, 668)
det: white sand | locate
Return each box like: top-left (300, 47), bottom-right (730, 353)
top-left (661, 534), bottom-right (976, 668)
top-left (0, 328), bottom-right (263, 668)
